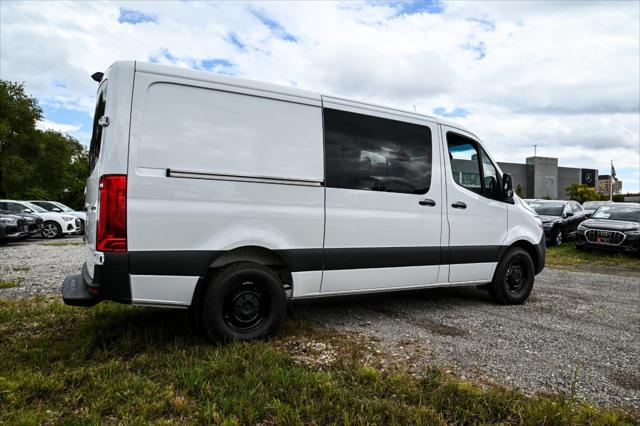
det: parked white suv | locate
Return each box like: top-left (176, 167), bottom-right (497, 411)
top-left (28, 200), bottom-right (87, 234)
top-left (62, 61), bottom-right (545, 342)
top-left (0, 200), bottom-right (80, 239)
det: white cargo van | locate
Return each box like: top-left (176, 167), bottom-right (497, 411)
top-left (63, 61), bottom-right (545, 341)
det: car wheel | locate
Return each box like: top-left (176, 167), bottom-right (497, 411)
top-left (550, 228), bottom-right (563, 246)
top-left (487, 247), bottom-right (535, 305)
top-left (42, 221), bottom-right (62, 239)
top-left (201, 262), bottom-right (287, 342)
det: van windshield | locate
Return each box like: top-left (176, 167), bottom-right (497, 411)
top-left (89, 82), bottom-right (108, 174)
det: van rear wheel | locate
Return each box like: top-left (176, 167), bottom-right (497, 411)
top-left (487, 247), bottom-right (535, 305)
top-left (201, 262), bottom-right (287, 342)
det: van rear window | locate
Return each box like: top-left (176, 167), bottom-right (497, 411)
top-left (89, 82), bottom-right (108, 174)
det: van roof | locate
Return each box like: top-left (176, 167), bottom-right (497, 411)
top-left (109, 61), bottom-right (480, 140)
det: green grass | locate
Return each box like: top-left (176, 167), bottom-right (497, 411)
top-left (0, 298), bottom-right (636, 425)
top-left (546, 243), bottom-right (640, 272)
top-left (0, 279), bottom-right (20, 289)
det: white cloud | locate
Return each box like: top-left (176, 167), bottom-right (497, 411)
top-left (1, 0), bottom-right (638, 191)
top-left (36, 119), bottom-right (81, 135)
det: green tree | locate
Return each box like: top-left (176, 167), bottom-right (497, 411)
top-left (0, 80), bottom-right (43, 198)
top-left (515, 183), bottom-right (524, 197)
top-left (565, 183), bottom-right (604, 203)
top-left (0, 80), bottom-right (89, 210)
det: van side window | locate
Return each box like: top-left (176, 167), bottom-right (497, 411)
top-left (89, 82), bottom-right (108, 174)
top-left (480, 148), bottom-right (499, 198)
top-left (447, 135), bottom-right (482, 194)
top-left (324, 109), bottom-right (432, 195)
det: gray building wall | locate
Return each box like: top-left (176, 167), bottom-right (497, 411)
top-left (498, 162), bottom-right (528, 197)
top-left (557, 167), bottom-right (581, 200)
top-left (527, 157), bottom-right (558, 199)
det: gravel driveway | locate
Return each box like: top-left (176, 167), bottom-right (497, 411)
top-left (1, 239), bottom-right (638, 408)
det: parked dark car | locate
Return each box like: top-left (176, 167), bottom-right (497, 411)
top-left (529, 200), bottom-right (587, 246)
top-left (0, 211), bottom-right (29, 243)
top-left (575, 203), bottom-right (640, 255)
top-left (581, 201), bottom-right (609, 218)
top-left (0, 209), bottom-right (43, 238)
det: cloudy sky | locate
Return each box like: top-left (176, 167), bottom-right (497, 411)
top-left (1, 0), bottom-right (639, 191)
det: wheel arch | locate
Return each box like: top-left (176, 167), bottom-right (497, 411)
top-left (502, 239), bottom-right (543, 275)
top-left (189, 245), bottom-right (293, 316)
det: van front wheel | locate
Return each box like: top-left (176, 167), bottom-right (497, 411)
top-left (201, 262), bottom-right (287, 342)
top-left (487, 247), bottom-right (535, 305)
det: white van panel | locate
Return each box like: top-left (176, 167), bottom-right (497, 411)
top-left (291, 271), bottom-right (324, 297)
top-left (448, 262), bottom-right (497, 283)
top-left (135, 82), bottom-right (323, 181)
top-left (321, 265), bottom-right (441, 293)
top-left (130, 275), bottom-right (198, 307)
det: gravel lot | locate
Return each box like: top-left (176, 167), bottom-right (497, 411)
top-left (1, 238), bottom-right (638, 408)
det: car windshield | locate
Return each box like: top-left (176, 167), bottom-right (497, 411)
top-left (53, 202), bottom-right (74, 212)
top-left (583, 201), bottom-right (605, 209)
top-left (592, 205), bottom-right (640, 222)
top-left (530, 203), bottom-right (564, 217)
top-left (23, 202), bottom-right (47, 213)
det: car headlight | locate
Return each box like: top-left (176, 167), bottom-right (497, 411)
top-left (0, 217), bottom-right (18, 226)
top-left (62, 215), bottom-right (75, 221)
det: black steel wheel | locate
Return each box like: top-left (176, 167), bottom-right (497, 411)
top-left (202, 262), bottom-right (286, 342)
top-left (487, 247), bottom-right (535, 304)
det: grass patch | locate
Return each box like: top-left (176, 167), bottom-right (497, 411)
top-left (0, 297), bottom-right (636, 424)
top-left (0, 279), bottom-right (20, 289)
top-left (546, 243), bottom-right (640, 272)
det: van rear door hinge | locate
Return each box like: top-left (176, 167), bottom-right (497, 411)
top-left (98, 116), bottom-right (110, 127)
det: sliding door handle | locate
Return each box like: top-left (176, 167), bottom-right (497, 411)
top-left (419, 198), bottom-right (436, 207)
top-left (451, 201), bottom-right (467, 209)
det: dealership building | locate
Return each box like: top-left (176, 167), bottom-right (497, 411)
top-left (497, 156), bottom-right (601, 200)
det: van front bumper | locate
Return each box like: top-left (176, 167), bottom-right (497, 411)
top-left (62, 253), bottom-right (132, 307)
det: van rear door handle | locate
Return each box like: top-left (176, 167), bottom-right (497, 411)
top-left (419, 199), bottom-right (436, 207)
top-left (451, 201), bottom-right (467, 209)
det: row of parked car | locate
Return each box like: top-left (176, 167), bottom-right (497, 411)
top-left (523, 199), bottom-right (640, 255)
top-left (0, 199), bottom-right (86, 243)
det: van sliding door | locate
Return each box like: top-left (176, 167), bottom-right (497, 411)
top-left (321, 98), bottom-right (444, 293)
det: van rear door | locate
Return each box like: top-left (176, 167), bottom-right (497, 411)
top-left (84, 80), bottom-right (108, 277)
top-left (84, 62), bottom-right (135, 278)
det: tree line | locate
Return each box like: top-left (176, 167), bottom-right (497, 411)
top-left (0, 80), bottom-right (88, 210)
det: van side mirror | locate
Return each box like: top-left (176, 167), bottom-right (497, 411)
top-left (502, 173), bottom-right (514, 199)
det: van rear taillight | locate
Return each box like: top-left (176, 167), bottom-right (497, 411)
top-left (96, 175), bottom-right (127, 252)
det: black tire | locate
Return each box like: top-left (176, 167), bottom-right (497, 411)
top-left (41, 221), bottom-right (62, 239)
top-left (201, 262), bottom-right (287, 342)
top-left (550, 227), bottom-right (563, 246)
top-left (487, 247), bottom-right (535, 305)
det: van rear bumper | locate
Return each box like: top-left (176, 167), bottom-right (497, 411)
top-left (62, 253), bottom-right (132, 307)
